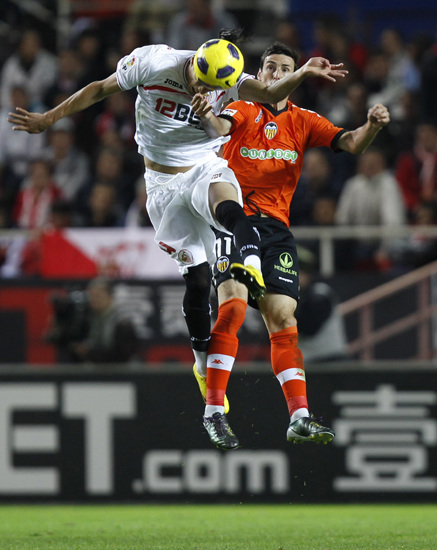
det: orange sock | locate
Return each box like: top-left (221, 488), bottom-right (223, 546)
top-left (206, 298), bottom-right (247, 406)
top-left (270, 326), bottom-right (308, 416)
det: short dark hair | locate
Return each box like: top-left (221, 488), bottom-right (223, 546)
top-left (259, 41), bottom-right (299, 72)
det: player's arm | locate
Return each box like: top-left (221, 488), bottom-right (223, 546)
top-left (337, 104), bottom-right (390, 154)
top-left (238, 57), bottom-right (348, 103)
top-left (191, 93), bottom-right (233, 138)
top-left (8, 73), bottom-right (121, 134)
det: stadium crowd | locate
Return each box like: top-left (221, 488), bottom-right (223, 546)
top-left (0, 1), bottom-right (436, 276)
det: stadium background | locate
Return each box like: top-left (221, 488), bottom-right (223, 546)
top-left (0, 0), bottom-right (436, 504)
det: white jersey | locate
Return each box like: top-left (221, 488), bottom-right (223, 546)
top-left (116, 44), bottom-right (253, 167)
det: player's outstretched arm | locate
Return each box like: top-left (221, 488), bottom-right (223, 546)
top-left (337, 104), bottom-right (390, 154)
top-left (8, 73), bottom-right (121, 134)
top-left (238, 57), bottom-right (348, 103)
top-left (191, 93), bottom-right (233, 138)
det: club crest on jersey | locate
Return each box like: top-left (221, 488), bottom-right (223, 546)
top-left (264, 122), bottom-right (278, 139)
top-left (217, 256), bottom-right (230, 273)
top-left (178, 249), bottom-right (194, 264)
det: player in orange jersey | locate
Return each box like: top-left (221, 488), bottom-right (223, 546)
top-left (192, 41), bottom-right (390, 449)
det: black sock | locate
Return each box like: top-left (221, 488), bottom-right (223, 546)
top-left (183, 262), bottom-right (211, 351)
top-left (215, 200), bottom-right (260, 262)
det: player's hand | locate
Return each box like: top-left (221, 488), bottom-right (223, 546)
top-left (303, 57), bottom-right (348, 82)
top-left (367, 104), bottom-right (390, 128)
top-left (8, 107), bottom-right (51, 134)
top-left (191, 93), bottom-right (213, 118)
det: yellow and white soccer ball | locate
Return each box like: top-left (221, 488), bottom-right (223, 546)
top-left (194, 39), bottom-right (244, 89)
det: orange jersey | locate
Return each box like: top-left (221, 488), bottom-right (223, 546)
top-left (221, 100), bottom-right (344, 226)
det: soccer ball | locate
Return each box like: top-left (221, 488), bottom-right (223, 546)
top-left (194, 39), bottom-right (244, 89)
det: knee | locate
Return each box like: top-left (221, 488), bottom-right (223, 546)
top-left (183, 262), bottom-right (211, 307)
top-left (264, 306), bottom-right (297, 333)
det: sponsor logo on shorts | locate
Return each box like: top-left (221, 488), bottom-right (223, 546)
top-left (275, 253), bottom-right (297, 275)
top-left (217, 256), bottom-right (230, 273)
top-left (240, 147), bottom-right (298, 163)
top-left (178, 249), bottom-right (194, 264)
top-left (264, 122), bottom-right (278, 139)
top-left (279, 277), bottom-right (294, 283)
top-left (279, 252), bottom-right (293, 269)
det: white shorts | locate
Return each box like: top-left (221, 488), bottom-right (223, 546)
top-left (145, 154), bottom-right (242, 275)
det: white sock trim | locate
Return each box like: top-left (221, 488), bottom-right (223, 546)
top-left (205, 405), bottom-right (225, 417)
top-left (244, 254), bottom-right (261, 272)
top-left (290, 407), bottom-right (309, 422)
top-left (276, 368), bottom-right (306, 385)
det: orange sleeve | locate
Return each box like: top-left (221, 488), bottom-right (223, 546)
top-left (301, 108), bottom-right (344, 150)
top-left (218, 100), bottom-right (254, 135)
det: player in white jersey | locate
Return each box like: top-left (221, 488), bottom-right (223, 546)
top-left (8, 35), bottom-right (346, 423)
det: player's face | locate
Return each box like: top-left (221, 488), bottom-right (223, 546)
top-left (186, 59), bottom-right (217, 95)
top-left (258, 54), bottom-right (295, 85)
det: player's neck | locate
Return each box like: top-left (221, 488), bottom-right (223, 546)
top-left (271, 98), bottom-right (288, 111)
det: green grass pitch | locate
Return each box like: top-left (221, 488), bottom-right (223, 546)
top-left (0, 503), bottom-right (436, 550)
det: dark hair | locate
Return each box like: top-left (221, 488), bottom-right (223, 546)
top-left (259, 41), bottom-right (299, 71)
top-left (218, 28), bottom-right (247, 45)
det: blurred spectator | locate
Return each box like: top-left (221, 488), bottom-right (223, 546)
top-left (84, 146), bottom-right (135, 211)
top-left (127, 0), bottom-right (183, 43)
top-left (367, 29), bottom-right (420, 120)
top-left (290, 149), bottom-right (342, 226)
top-left (9, 199), bottom-right (76, 278)
top-left (363, 49), bottom-right (389, 98)
top-left (386, 89), bottom-right (420, 156)
top-left (79, 181), bottom-right (124, 228)
top-left (325, 81), bottom-right (369, 129)
top-left (43, 48), bottom-right (85, 109)
top-left (125, 176), bottom-right (152, 227)
top-left (71, 28), bottom-right (108, 153)
top-left (390, 199), bottom-right (437, 271)
top-left (295, 247), bottom-right (348, 362)
top-left (105, 25), bottom-right (152, 73)
top-left (0, 29), bottom-right (57, 110)
top-left (0, 85), bottom-right (46, 211)
top-left (13, 159), bottom-right (62, 229)
top-left (47, 277), bottom-right (140, 364)
top-left (275, 20), bottom-right (303, 57)
top-left (420, 41), bottom-right (437, 125)
top-left (95, 93), bottom-right (136, 149)
top-left (310, 14), bottom-right (368, 76)
top-left (336, 148), bottom-right (407, 270)
top-left (44, 117), bottom-right (90, 202)
top-left (165, 0), bottom-right (238, 50)
top-left (303, 15), bottom-right (367, 113)
top-left (301, 196), bottom-right (355, 272)
top-left (395, 123), bottom-right (437, 216)
top-left (74, 28), bottom-right (108, 85)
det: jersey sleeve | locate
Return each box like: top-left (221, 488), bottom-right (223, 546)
top-left (304, 109), bottom-right (344, 150)
top-left (116, 45), bottom-right (156, 91)
top-left (218, 100), bottom-right (253, 135)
